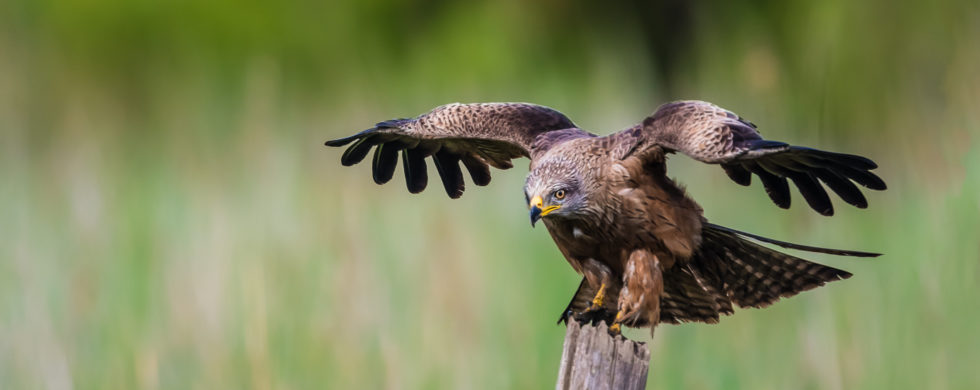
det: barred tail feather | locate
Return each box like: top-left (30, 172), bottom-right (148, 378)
top-left (693, 225), bottom-right (852, 310)
top-left (654, 225), bottom-right (856, 324)
top-left (659, 263), bottom-right (734, 325)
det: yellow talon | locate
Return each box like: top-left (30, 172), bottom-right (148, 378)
top-left (590, 283), bottom-right (606, 309)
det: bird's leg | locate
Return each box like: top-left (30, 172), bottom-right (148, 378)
top-left (589, 283), bottom-right (607, 311)
top-left (573, 283), bottom-right (614, 326)
top-left (573, 259), bottom-right (617, 325)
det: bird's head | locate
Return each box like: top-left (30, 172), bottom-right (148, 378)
top-left (524, 158), bottom-right (587, 227)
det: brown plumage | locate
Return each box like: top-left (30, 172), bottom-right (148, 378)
top-left (326, 101), bottom-right (885, 336)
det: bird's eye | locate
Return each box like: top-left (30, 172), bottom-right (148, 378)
top-left (554, 189), bottom-right (566, 200)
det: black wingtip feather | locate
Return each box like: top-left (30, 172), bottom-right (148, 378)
top-left (823, 150), bottom-right (879, 170)
top-left (433, 151), bottom-right (465, 199)
top-left (832, 163), bottom-right (888, 190)
top-left (326, 127), bottom-right (378, 147)
top-left (325, 138), bottom-right (352, 147)
top-left (340, 136), bottom-right (377, 166)
top-left (461, 154), bottom-right (492, 186)
top-left (787, 172), bottom-right (834, 216)
top-left (814, 168), bottom-right (868, 208)
top-left (791, 147), bottom-right (880, 171)
top-left (723, 163), bottom-right (752, 186)
top-left (402, 148), bottom-right (428, 194)
top-left (722, 143), bottom-right (883, 215)
top-left (372, 143), bottom-right (400, 184)
top-left (745, 162), bottom-right (791, 208)
top-left (325, 135), bottom-right (358, 147)
top-left (747, 139), bottom-right (789, 150)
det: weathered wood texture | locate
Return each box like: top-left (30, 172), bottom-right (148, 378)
top-left (555, 319), bottom-right (651, 390)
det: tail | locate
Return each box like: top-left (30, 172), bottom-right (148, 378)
top-left (657, 224), bottom-right (877, 324)
top-left (557, 224), bottom-right (878, 326)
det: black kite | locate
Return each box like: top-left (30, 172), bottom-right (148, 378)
top-left (325, 101), bottom-right (885, 335)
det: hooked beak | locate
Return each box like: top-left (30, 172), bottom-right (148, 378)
top-left (529, 195), bottom-right (560, 227)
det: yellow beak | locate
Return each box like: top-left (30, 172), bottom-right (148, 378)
top-left (529, 195), bottom-right (560, 226)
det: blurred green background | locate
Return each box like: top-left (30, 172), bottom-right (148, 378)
top-left (1, 0), bottom-right (978, 388)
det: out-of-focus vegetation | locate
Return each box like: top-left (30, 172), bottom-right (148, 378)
top-left (1, 0), bottom-right (977, 388)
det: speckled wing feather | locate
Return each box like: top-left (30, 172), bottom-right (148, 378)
top-left (628, 100), bottom-right (887, 215)
top-left (326, 103), bottom-right (589, 198)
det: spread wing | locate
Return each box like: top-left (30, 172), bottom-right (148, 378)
top-left (325, 103), bottom-right (588, 198)
top-left (628, 100), bottom-right (886, 215)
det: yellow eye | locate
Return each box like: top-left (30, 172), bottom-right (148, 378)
top-left (555, 189), bottom-right (566, 200)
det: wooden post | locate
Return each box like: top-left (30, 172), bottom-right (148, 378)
top-left (555, 318), bottom-right (651, 390)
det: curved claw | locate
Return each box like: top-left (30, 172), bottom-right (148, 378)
top-left (608, 323), bottom-right (622, 335)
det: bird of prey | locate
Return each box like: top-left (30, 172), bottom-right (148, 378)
top-left (325, 101), bottom-right (885, 335)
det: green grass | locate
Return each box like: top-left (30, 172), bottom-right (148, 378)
top-left (1, 0), bottom-right (978, 388)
